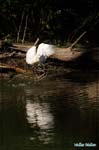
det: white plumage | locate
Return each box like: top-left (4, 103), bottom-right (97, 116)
top-left (26, 43), bottom-right (55, 65)
top-left (37, 43), bottom-right (55, 57)
top-left (26, 46), bottom-right (38, 64)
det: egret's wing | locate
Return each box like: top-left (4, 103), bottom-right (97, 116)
top-left (26, 46), bottom-right (37, 64)
top-left (37, 43), bottom-right (55, 57)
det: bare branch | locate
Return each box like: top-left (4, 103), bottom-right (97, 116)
top-left (17, 11), bottom-right (25, 43)
top-left (70, 31), bottom-right (87, 49)
top-left (22, 15), bottom-right (28, 44)
top-left (0, 63), bottom-right (26, 73)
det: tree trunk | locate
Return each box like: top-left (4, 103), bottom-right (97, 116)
top-left (17, 11), bottom-right (24, 43)
top-left (22, 15), bottom-right (28, 44)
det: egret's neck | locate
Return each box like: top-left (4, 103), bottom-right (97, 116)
top-left (36, 45), bottom-right (39, 53)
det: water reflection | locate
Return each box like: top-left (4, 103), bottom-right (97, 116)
top-left (0, 70), bottom-right (98, 150)
top-left (26, 98), bottom-right (54, 143)
top-left (26, 100), bottom-right (53, 130)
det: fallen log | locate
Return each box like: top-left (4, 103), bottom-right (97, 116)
top-left (12, 44), bottom-right (85, 61)
top-left (11, 44), bottom-right (99, 63)
top-left (51, 47), bottom-right (85, 61)
top-left (10, 46), bottom-right (27, 53)
top-left (50, 31), bottom-right (87, 61)
top-left (0, 51), bottom-right (16, 59)
top-left (0, 64), bottom-right (26, 73)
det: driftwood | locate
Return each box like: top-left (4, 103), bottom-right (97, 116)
top-left (12, 44), bottom-right (97, 62)
top-left (0, 64), bottom-right (26, 73)
top-left (0, 48), bottom-right (26, 59)
top-left (0, 51), bottom-right (16, 59)
top-left (8, 43), bottom-right (99, 63)
top-left (12, 44), bottom-right (85, 61)
top-left (10, 46), bottom-right (27, 53)
top-left (53, 47), bottom-right (99, 62)
top-left (51, 47), bottom-right (84, 61)
top-left (12, 32), bottom-right (87, 62)
top-left (51, 31), bottom-right (87, 61)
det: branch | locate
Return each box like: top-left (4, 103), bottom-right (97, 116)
top-left (70, 31), bottom-right (87, 49)
top-left (0, 64), bottom-right (26, 73)
top-left (10, 46), bottom-right (27, 53)
top-left (17, 11), bottom-right (25, 43)
top-left (22, 14), bottom-right (28, 44)
top-left (0, 52), bottom-right (16, 59)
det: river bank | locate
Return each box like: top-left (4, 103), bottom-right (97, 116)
top-left (0, 43), bottom-right (99, 81)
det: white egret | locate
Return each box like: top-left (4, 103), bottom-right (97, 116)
top-left (26, 46), bottom-right (38, 65)
top-left (26, 43), bottom-right (55, 65)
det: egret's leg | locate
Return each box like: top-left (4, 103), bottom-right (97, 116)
top-left (36, 63), bottom-right (46, 79)
top-left (32, 64), bottom-right (37, 75)
top-left (32, 63), bottom-right (46, 80)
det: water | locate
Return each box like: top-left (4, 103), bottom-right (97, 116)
top-left (0, 70), bottom-right (99, 150)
